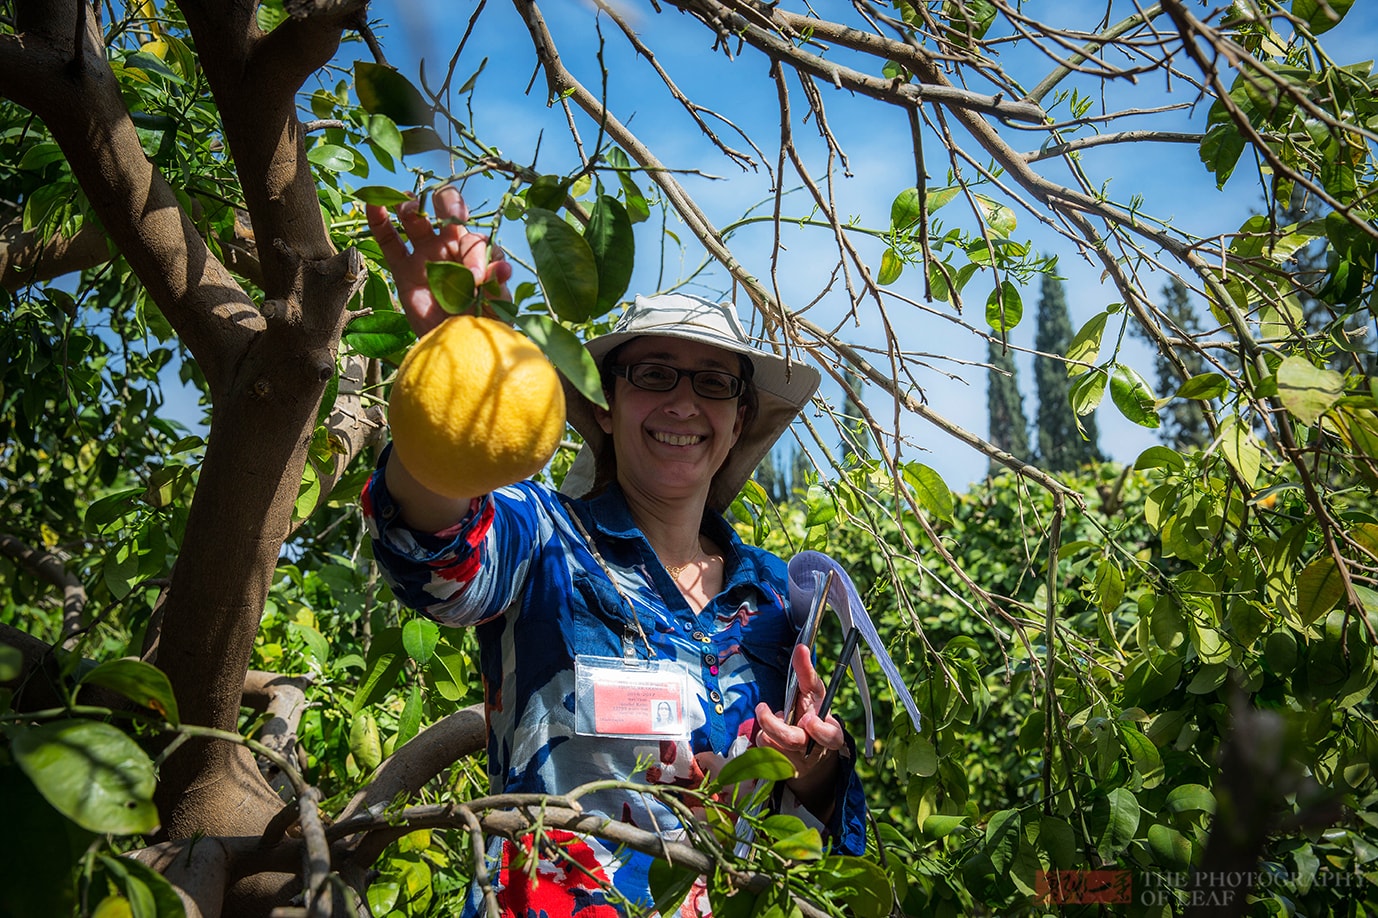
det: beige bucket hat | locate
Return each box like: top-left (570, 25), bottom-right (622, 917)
top-left (559, 293), bottom-right (820, 510)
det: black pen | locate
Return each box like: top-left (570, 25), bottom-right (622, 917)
top-left (803, 625), bottom-right (862, 756)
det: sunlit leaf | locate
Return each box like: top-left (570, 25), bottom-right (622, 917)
top-left (1070, 369), bottom-right (1107, 416)
top-left (342, 310), bottom-right (413, 359)
top-left (1298, 556), bottom-right (1345, 626)
top-left (402, 617), bottom-right (440, 665)
top-left (427, 261), bottom-right (477, 316)
top-left (79, 659), bottom-right (180, 725)
top-left (1294, 0), bottom-right (1356, 34)
top-left (1066, 312), bottom-right (1107, 376)
top-left (1218, 416), bottom-right (1261, 487)
top-left (586, 195), bottom-right (635, 314)
top-left (1110, 363), bottom-right (1160, 428)
top-left (1175, 372), bottom-right (1228, 400)
top-left (985, 281), bottom-right (1022, 332)
top-left (349, 710), bottom-right (383, 771)
top-left (712, 746), bottom-right (795, 789)
top-left (517, 313), bottom-right (603, 408)
top-left (525, 208), bottom-right (600, 322)
top-left (13, 720), bottom-right (159, 835)
top-left (1276, 355), bottom-right (1344, 425)
top-left (877, 248), bottom-right (903, 285)
top-left (903, 462), bottom-right (954, 522)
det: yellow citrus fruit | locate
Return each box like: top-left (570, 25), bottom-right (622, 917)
top-left (388, 315), bottom-right (566, 498)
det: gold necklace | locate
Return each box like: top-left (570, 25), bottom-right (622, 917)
top-left (664, 547), bottom-right (702, 579)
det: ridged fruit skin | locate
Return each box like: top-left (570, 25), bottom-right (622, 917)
top-left (388, 315), bottom-right (567, 498)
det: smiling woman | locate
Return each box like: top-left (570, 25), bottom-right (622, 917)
top-left (361, 190), bottom-right (865, 917)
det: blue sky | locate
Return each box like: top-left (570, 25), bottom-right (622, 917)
top-left (343, 1), bottom-right (1376, 493)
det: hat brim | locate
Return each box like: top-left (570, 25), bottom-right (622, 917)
top-left (559, 295), bottom-right (820, 510)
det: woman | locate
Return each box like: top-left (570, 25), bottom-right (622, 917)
top-left (362, 189), bottom-right (866, 916)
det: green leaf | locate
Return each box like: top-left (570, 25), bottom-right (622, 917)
top-left (349, 709), bottom-right (383, 771)
top-left (1276, 355), bottom-right (1345, 425)
top-left (1095, 559), bottom-right (1124, 616)
top-left (352, 627), bottom-right (407, 713)
top-left (516, 313), bottom-right (604, 409)
top-left (1135, 445), bottom-right (1185, 472)
top-left (1200, 121), bottom-right (1246, 188)
top-left (1039, 816), bottom-right (1076, 869)
top-left (1090, 787), bottom-right (1139, 859)
top-left (1175, 372), bottom-right (1229, 401)
top-left (1294, 0), bottom-right (1356, 34)
top-left (426, 261), bottom-right (477, 316)
top-left (13, 720), bottom-right (159, 835)
top-left (354, 61), bottom-right (431, 126)
top-left (525, 208), bottom-right (600, 322)
top-left (1219, 416), bottom-right (1261, 488)
top-left (890, 187), bottom-right (922, 231)
top-left (1069, 368), bottom-right (1107, 416)
top-left (906, 735), bottom-right (938, 777)
top-left (343, 311), bottom-right (413, 359)
top-left (1148, 823), bottom-right (1193, 869)
top-left (984, 281), bottom-right (1022, 332)
top-left (773, 826), bottom-right (824, 860)
top-left (367, 114), bottom-right (404, 161)
top-left (287, 622), bottom-right (329, 667)
top-left (397, 685), bottom-right (424, 747)
top-left (1165, 784), bottom-right (1216, 816)
top-left (586, 195), bottom-right (635, 314)
top-left (984, 808), bottom-right (1021, 872)
top-left (902, 462), bottom-right (954, 522)
top-left (814, 855), bottom-right (893, 918)
top-left (402, 617), bottom-right (440, 665)
top-left (1110, 363), bottom-right (1160, 428)
top-left (526, 174), bottom-right (572, 212)
top-left (921, 813), bottom-right (966, 838)
top-left (648, 858), bottom-right (699, 917)
top-left (79, 659), bottom-right (180, 725)
top-left (1298, 556), bottom-right (1346, 626)
top-left (306, 143), bottom-right (356, 174)
top-left (1066, 312), bottom-right (1108, 376)
top-left (85, 488), bottom-right (144, 532)
top-left (97, 854), bottom-right (186, 918)
top-left (877, 248), bottom-right (903, 285)
top-left (712, 746), bottom-right (795, 788)
top-left (975, 194), bottom-right (1016, 237)
top-left (401, 126), bottom-right (446, 156)
top-left (1119, 725), bottom-right (1163, 788)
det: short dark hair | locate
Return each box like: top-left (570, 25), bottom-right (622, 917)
top-left (588, 338), bottom-right (759, 508)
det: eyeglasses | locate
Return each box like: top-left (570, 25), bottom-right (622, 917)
top-left (610, 362), bottom-right (745, 400)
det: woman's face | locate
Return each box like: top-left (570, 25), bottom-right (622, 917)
top-left (595, 336), bottom-right (747, 504)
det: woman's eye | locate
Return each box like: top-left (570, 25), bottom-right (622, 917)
top-left (637, 365), bottom-right (676, 387)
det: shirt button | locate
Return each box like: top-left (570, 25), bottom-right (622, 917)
top-left (714, 704), bottom-right (724, 714)
top-left (709, 690), bottom-right (721, 702)
top-left (381, 505), bottom-right (396, 519)
top-left (703, 653), bottom-right (717, 666)
top-left (691, 630), bottom-right (705, 642)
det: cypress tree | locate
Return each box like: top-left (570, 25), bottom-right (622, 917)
top-left (1035, 273), bottom-right (1102, 471)
top-left (986, 338), bottom-right (1031, 468)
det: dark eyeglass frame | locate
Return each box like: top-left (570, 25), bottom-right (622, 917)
top-left (609, 362), bottom-right (745, 400)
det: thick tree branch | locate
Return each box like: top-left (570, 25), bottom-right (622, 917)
top-left (0, 217), bottom-right (112, 292)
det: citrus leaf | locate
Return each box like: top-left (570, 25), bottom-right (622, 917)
top-left (1090, 787), bottom-right (1139, 859)
top-left (79, 659), bottom-right (179, 725)
top-left (1298, 556), bottom-right (1345, 626)
top-left (1148, 823), bottom-right (1193, 869)
top-left (814, 855), bottom-right (893, 918)
top-left (586, 195), bottom-right (635, 314)
top-left (97, 854), bottom-right (185, 918)
top-left (902, 462), bottom-right (954, 522)
top-left (648, 858), bottom-right (699, 917)
top-left (877, 248), bottom-right (903, 285)
top-left (712, 746), bottom-right (795, 788)
top-left (366, 113), bottom-right (403, 161)
top-left (426, 261), bottom-right (477, 316)
top-left (1070, 368), bottom-right (1107, 416)
top-left (1110, 363), bottom-right (1160, 428)
top-left (1219, 416), bottom-right (1261, 487)
top-left (13, 720), bottom-right (159, 835)
top-left (1294, 0), bottom-right (1356, 34)
top-left (1135, 445), bottom-right (1185, 471)
top-left (1166, 784), bottom-right (1215, 816)
top-left (975, 194), bottom-right (1017, 237)
top-left (349, 710), bottom-right (383, 771)
top-left (343, 311), bottom-right (414, 359)
top-left (397, 685), bottom-right (424, 747)
top-left (354, 61), bottom-right (431, 125)
top-left (353, 183), bottom-right (412, 207)
top-left (1175, 372), bottom-right (1228, 400)
top-left (517, 312), bottom-right (604, 409)
top-left (1066, 312), bottom-right (1108, 376)
top-left (525, 208), bottom-right (600, 323)
top-left (352, 627), bottom-right (406, 714)
top-left (1277, 355), bottom-right (1344, 425)
top-left (401, 126), bottom-right (446, 155)
top-left (402, 617), bottom-right (440, 665)
top-left (306, 143), bottom-right (356, 174)
top-left (985, 281), bottom-right (1022, 332)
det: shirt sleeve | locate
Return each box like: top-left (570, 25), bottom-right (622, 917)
top-left (777, 728), bottom-right (869, 856)
top-left (361, 444), bottom-right (552, 626)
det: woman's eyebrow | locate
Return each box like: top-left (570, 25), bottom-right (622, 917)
top-left (630, 350), bottom-right (736, 370)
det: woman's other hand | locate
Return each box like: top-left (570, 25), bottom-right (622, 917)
top-left (365, 186), bottom-right (513, 337)
top-left (753, 642), bottom-right (845, 819)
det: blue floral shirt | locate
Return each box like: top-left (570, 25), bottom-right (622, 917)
top-left (363, 454), bottom-right (867, 916)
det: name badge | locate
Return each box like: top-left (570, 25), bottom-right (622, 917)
top-left (574, 655), bottom-right (691, 739)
